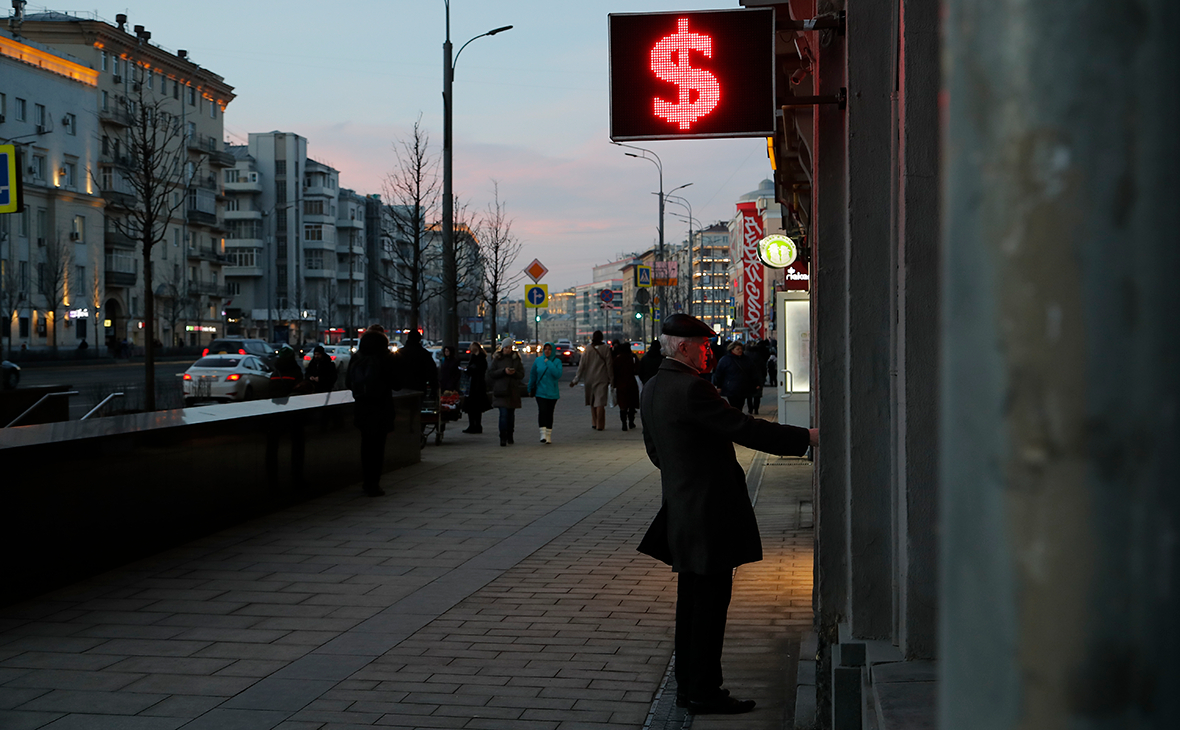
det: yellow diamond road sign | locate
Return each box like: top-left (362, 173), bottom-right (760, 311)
top-left (524, 259), bottom-right (549, 283)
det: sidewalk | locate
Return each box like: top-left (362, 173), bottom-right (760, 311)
top-left (0, 386), bottom-right (814, 730)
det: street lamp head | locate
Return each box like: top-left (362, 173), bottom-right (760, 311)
top-left (487, 25), bottom-right (513, 35)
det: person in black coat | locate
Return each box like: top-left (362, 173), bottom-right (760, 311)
top-left (345, 327), bottom-right (401, 496)
top-left (438, 345), bottom-right (461, 393)
top-left (305, 345), bottom-right (338, 393)
top-left (639, 314), bottom-right (818, 715)
top-left (745, 340), bottom-right (770, 414)
top-left (611, 339), bottom-right (640, 431)
top-left (395, 330), bottom-right (438, 396)
top-left (269, 345), bottom-right (304, 397)
top-left (462, 343), bottom-right (490, 433)
top-left (711, 341), bottom-right (758, 411)
top-left (638, 338), bottom-right (664, 384)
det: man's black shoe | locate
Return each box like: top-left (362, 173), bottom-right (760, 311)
top-left (684, 694), bottom-right (755, 715)
top-left (676, 687), bottom-right (728, 708)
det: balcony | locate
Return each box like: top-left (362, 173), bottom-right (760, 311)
top-left (209, 148), bottom-right (236, 169)
top-left (186, 208), bottom-right (218, 227)
top-left (101, 187), bottom-right (136, 209)
top-left (99, 107), bottom-right (131, 127)
top-left (224, 177), bottom-right (263, 194)
top-left (187, 246), bottom-right (228, 263)
top-left (104, 229), bottom-right (136, 249)
top-left (105, 270), bottom-right (137, 288)
top-left (188, 280), bottom-right (226, 297)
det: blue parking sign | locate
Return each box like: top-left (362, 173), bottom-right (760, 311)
top-left (0, 145), bottom-right (20, 214)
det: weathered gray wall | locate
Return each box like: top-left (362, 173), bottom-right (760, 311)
top-left (846, 0), bottom-right (897, 641)
top-left (941, 1), bottom-right (1180, 727)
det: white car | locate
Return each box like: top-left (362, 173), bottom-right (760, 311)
top-left (183, 355), bottom-right (271, 406)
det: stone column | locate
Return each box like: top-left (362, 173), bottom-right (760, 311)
top-left (846, 0), bottom-right (895, 640)
top-left (941, 1), bottom-right (1180, 727)
top-left (895, 0), bottom-right (940, 660)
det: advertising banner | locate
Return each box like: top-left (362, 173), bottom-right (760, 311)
top-left (735, 202), bottom-right (764, 339)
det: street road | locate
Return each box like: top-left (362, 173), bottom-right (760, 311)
top-left (19, 360), bottom-right (192, 419)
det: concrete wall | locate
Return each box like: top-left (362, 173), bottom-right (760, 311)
top-left (940, 0), bottom-right (1180, 726)
top-left (0, 391), bottom-right (421, 606)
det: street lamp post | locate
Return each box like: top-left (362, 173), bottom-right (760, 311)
top-left (614, 143), bottom-right (693, 324)
top-left (667, 197), bottom-right (699, 316)
top-left (443, 1), bottom-right (511, 348)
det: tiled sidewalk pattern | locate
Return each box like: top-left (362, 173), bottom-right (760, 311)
top-left (0, 384), bottom-right (815, 730)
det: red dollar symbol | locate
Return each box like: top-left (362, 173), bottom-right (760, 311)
top-left (650, 18), bottom-right (721, 130)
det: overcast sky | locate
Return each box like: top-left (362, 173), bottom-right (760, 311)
top-left (101, 0), bottom-right (773, 291)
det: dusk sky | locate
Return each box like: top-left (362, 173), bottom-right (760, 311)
top-left (110, 0), bottom-right (774, 291)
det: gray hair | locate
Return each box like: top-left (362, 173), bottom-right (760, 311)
top-left (660, 333), bottom-right (706, 354)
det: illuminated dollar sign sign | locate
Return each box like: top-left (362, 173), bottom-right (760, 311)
top-left (650, 18), bottom-right (720, 130)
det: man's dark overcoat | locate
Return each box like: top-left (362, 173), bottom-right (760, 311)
top-left (639, 358), bottom-right (810, 575)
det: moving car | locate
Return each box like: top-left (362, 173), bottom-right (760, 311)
top-left (554, 339), bottom-right (578, 365)
top-left (183, 355), bottom-right (271, 406)
top-left (631, 341), bottom-right (647, 358)
top-left (203, 338), bottom-right (276, 367)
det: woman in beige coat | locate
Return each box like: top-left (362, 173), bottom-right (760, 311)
top-left (569, 330), bottom-right (614, 430)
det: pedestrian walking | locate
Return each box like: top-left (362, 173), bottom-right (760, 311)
top-left (527, 341), bottom-right (562, 444)
top-left (638, 338), bottom-right (664, 384)
top-left (438, 345), bottom-right (461, 393)
top-left (488, 338), bottom-right (525, 447)
top-left (712, 341), bottom-right (758, 411)
top-left (766, 345), bottom-right (778, 387)
top-left (305, 345), bottom-right (338, 393)
top-left (745, 340), bottom-right (770, 414)
top-left (345, 326), bottom-right (401, 497)
top-left (269, 345), bottom-right (304, 397)
top-left (462, 343), bottom-right (490, 433)
top-left (638, 314), bottom-right (818, 715)
top-left (569, 330), bottom-right (613, 430)
top-left (611, 339), bottom-right (640, 431)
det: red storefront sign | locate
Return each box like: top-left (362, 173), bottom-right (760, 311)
top-left (735, 202), bottom-right (764, 339)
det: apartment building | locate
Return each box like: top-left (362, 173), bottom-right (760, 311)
top-left (18, 10), bottom-right (236, 349)
top-left (0, 28), bottom-right (103, 353)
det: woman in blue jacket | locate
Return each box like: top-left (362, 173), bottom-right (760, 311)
top-left (528, 342), bottom-right (563, 444)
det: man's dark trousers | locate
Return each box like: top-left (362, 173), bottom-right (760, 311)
top-left (360, 427), bottom-right (386, 491)
top-left (675, 571), bottom-right (734, 698)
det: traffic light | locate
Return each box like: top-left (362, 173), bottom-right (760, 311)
top-left (634, 305), bottom-right (644, 320)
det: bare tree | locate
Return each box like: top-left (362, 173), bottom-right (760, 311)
top-left (0, 239), bottom-right (27, 360)
top-left (106, 84), bottom-right (194, 409)
top-left (316, 278), bottom-right (339, 339)
top-left (476, 181), bottom-right (524, 345)
top-left (36, 233), bottom-right (72, 355)
top-left (374, 116), bottom-right (441, 333)
top-left (160, 264), bottom-right (187, 350)
top-left (89, 266), bottom-right (104, 356)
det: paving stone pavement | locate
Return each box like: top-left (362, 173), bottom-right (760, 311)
top-left (0, 376), bottom-right (815, 730)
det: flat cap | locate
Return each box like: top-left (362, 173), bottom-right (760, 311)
top-left (661, 313), bottom-right (716, 338)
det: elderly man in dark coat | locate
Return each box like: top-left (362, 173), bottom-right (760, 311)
top-left (639, 313), bottom-right (818, 715)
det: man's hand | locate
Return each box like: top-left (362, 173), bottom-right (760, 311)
top-left (505, 368), bottom-right (516, 375)
top-left (808, 428), bottom-right (819, 448)
top-left (569, 381), bottom-right (576, 388)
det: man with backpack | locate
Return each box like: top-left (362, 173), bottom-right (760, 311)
top-left (346, 325), bottom-right (401, 496)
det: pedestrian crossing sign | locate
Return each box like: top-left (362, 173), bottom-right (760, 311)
top-left (525, 284), bottom-right (549, 308)
top-left (635, 265), bottom-right (652, 288)
top-left (0, 145), bottom-right (22, 214)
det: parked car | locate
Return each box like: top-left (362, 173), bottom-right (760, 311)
top-left (1, 360), bottom-right (19, 390)
top-left (183, 355), bottom-right (271, 406)
top-left (203, 338), bottom-right (276, 367)
top-left (338, 338), bottom-right (360, 354)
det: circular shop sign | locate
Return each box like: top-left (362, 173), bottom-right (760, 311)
top-left (758, 234), bottom-right (799, 269)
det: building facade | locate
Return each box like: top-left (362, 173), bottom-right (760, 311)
top-left (0, 28), bottom-right (103, 355)
top-left (17, 10), bottom-right (236, 351)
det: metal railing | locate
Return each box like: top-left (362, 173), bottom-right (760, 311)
top-left (6, 391), bottom-right (78, 428)
top-left (80, 393), bottom-right (124, 421)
